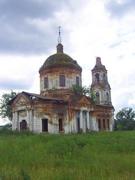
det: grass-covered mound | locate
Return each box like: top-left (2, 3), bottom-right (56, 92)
top-left (0, 130), bottom-right (135, 179)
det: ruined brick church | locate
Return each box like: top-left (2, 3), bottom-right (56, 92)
top-left (10, 35), bottom-right (114, 133)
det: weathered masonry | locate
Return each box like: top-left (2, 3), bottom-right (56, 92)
top-left (10, 40), bottom-right (114, 133)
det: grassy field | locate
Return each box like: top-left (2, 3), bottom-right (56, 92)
top-left (0, 130), bottom-right (135, 180)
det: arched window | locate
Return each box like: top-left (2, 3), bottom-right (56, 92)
top-left (76, 76), bottom-right (79, 86)
top-left (20, 120), bottom-right (27, 130)
top-left (96, 92), bottom-right (100, 104)
top-left (103, 73), bottom-right (106, 81)
top-left (44, 77), bottom-right (48, 89)
top-left (106, 92), bottom-right (109, 102)
top-left (59, 75), bottom-right (65, 87)
top-left (95, 73), bottom-right (100, 82)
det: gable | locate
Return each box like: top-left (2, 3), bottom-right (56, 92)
top-left (78, 96), bottom-right (93, 107)
top-left (12, 93), bottom-right (31, 108)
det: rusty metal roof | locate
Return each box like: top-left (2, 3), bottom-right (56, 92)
top-left (22, 92), bottom-right (67, 103)
top-left (9, 91), bottom-right (68, 105)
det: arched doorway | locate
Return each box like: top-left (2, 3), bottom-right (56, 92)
top-left (20, 120), bottom-right (27, 130)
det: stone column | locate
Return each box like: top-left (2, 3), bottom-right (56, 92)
top-left (29, 110), bottom-right (33, 131)
top-left (17, 111), bottom-right (20, 131)
top-left (108, 119), bottom-right (111, 130)
top-left (87, 111), bottom-right (90, 131)
top-left (26, 110), bottom-right (30, 131)
top-left (12, 112), bottom-right (16, 130)
top-left (80, 110), bottom-right (83, 132)
top-left (105, 119), bottom-right (108, 131)
top-left (32, 110), bottom-right (34, 132)
top-left (89, 113), bottom-right (93, 131)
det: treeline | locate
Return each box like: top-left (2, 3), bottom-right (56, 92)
top-left (114, 107), bottom-right (135, 130)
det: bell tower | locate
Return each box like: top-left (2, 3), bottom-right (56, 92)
top-left (91, 57), bottom-right (112, 105)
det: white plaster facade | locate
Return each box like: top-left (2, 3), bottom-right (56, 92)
top-left (12, 104), bottom-right (101, 133)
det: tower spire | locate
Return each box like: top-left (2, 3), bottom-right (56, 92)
top-left (57, 26), bottom-right (63, 53)
top-left (58, 26), bottom-right (62, 44)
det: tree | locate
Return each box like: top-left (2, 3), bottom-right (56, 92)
top-left (90, 89), bottom-right (96, 103)
top-left (0, 91), bottom-right (17, 120)
top-left (71, 85), bottom-right (90, 96)
top-left (115, 107), bottom-right (135, 130)
top-left (71, 85), bottom-right (96, 102)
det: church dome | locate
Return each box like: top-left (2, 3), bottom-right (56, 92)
top-left (39, 43), bottom-right (82, 73)
top-left (39, 41), bottom-right (82, 96)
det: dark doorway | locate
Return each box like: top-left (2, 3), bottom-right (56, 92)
top-left (103, 119), bottom-right (106, 130)
top-left (59, 119), bottom-right (63, 132)
top-left (98, 119), bottom-right (101, 130)
top-left (76, 111), bottom-right (80, 133)
top-left (42, 119), bottom-right (48, 132)
top-left (20, 120), bottom-right (27, 130)
top-left (77, 118), bottom-right (80, 132)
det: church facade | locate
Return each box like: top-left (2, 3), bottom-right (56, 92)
top-left (10, 42), bottom-right (114, 133)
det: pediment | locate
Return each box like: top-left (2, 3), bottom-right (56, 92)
top-left (78, 96), bottom-right (92, 106)
top-left (12, 93), bottom-right (31, 107)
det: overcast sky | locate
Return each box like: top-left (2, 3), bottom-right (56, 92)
top-left (0, 0), bottom-right (135, 124)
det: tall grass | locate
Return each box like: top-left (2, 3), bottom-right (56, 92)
top-left (0, 130), bottom-right (135, 179)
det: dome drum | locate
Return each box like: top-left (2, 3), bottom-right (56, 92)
top-left (40, 70), bottom-right (82, 94)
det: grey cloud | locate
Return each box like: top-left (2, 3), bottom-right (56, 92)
top-left (0, 0), bottom-right (65, 20)
top-left (106, 0), bottom-right (135, 18)
top-left (0, 78), bottom-right (32, 90)
top-left (0, 0), bottom-right (73, 54)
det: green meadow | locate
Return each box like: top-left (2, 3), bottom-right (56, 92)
top-left (0, 130), bottom-right (135, 180)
